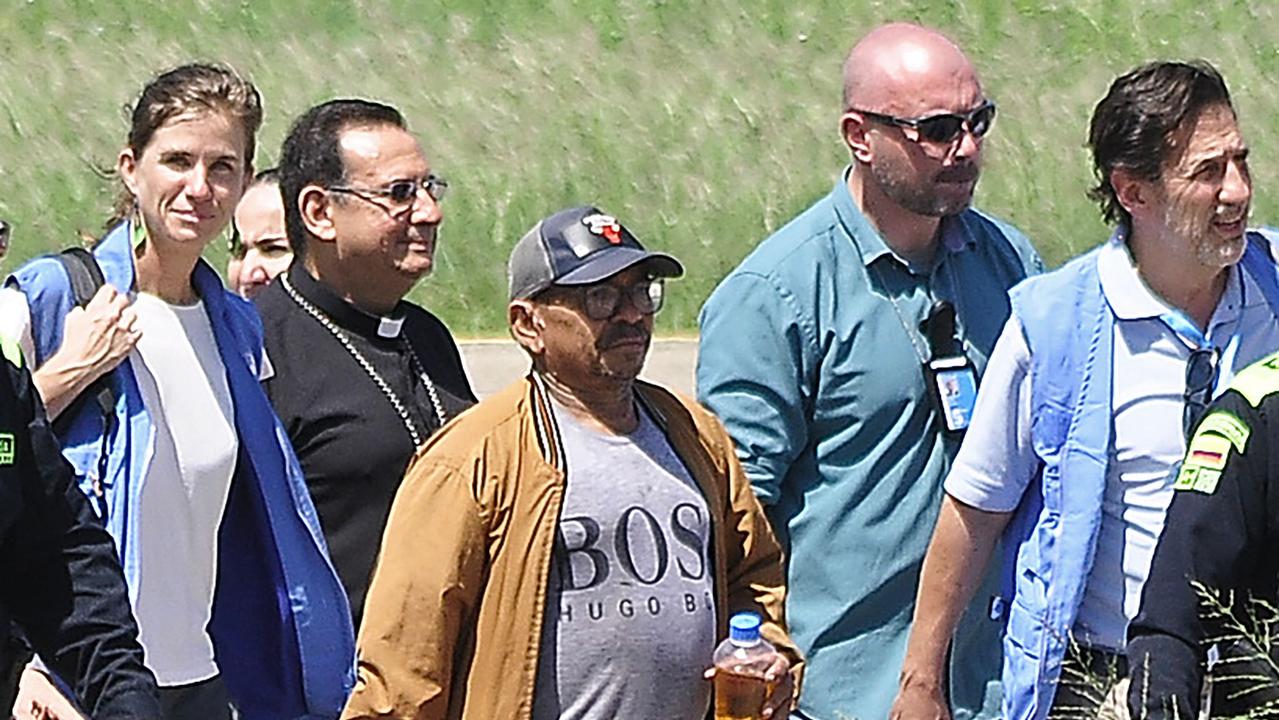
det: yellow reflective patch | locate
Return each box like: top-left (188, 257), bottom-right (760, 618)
top-left (1174, 463), bottom-right (1198, 490)
top-left (1186, 434), bottom-right (1232, 471)
top-left (1230, 353), bottom-right (1279, 408)
top-left (1174, 464), bottom-right (1222, 494)
top-left (1196, 411), bottom-right (1250, 453)
top-left (0, 335), bottom-right (20, 368)
top-left (1176, 412), bottom-right (1252, 496)
top-left (1193, 468), bottom-right (1222, 494)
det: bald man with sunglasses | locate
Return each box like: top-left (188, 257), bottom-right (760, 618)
top-left (696, 22), bottom-right (1042, 720)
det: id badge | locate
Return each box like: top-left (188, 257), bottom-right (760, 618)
top-left (928, 356), bottom-right (978, 433)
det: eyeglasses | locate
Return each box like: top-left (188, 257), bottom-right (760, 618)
top-left (328, 175), bottom-right (448, 215)
top-left (852, 100), bottom-right (997, 145)
top-left (568, 279), bottom-right (665, 321)
top-left (1183, 347), bottom-right (1218, 439)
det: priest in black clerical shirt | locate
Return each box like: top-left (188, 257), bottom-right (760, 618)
top-left (256, 99), bottom-right (476, 626)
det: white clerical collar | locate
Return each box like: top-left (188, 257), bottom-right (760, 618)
top-left (377, 315), bottom-right (405, 338)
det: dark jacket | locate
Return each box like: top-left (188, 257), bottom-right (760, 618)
top-left (1128, 353), bottom-right (1279, 718)
top-left (0, 338), bottom-right (160, 719)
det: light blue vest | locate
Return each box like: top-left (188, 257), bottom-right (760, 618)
top-left (996, 229), bottom-right (1279, 720)
top-left (7, 221), bottom-right (356, 719)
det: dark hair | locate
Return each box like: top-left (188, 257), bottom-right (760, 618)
top-left (278, 99), bottom-right (405, 259)
top-left (107, 63), bottom-right (262, 229)
top-left (1087, 60), bottom-right (1233, 227)
top-left (253, 166), bottom-right (281, 185)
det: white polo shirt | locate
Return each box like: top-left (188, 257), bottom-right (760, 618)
top-left (945, 234), bottom-right (1279, 651)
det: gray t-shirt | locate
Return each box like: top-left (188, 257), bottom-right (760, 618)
top-left (531, 400), bottom-right (717, 720)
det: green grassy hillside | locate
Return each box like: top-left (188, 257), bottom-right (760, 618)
top-left (0, 1), bottom-right (1276, 334)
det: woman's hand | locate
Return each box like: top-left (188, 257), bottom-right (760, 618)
top-left (33, 285), bottom-right (140, 419)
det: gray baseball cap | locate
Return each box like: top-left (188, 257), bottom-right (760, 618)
top-left (508, 205), bottom-right (684, 300)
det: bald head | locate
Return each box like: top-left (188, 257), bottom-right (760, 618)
top-left (842, 23), bottom-right (981, 115)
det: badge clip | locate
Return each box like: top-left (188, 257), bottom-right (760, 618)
top-left (921, 300), bottom-right (978, 434)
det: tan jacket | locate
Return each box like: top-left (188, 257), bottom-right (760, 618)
top-left (342, 374), bottom-right (801, 720)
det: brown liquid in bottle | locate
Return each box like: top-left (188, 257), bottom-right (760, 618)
top-left (713, 669), bottom-right (769, 720)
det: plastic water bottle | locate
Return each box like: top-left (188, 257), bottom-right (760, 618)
top-left (713, 612), bottom-right (775, 720)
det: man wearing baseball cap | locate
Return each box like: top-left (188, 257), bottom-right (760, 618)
top-left (343, 205), bottom-right (802, 720)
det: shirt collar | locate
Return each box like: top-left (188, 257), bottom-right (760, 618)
top-left (1098, 225), bottom-right (1245, 328)
top-left (286, 262), bottom-right (408, 339)
top-left (830, 165), bottom-right (975, 270)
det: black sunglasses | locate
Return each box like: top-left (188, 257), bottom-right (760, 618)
top-left (1183, 347), bottom-right (1218, 439)
top-left (853, 100), bottom-right (997, 145)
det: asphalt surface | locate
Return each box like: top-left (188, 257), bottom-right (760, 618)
top-left (458, 338), bottom-right (699, 399)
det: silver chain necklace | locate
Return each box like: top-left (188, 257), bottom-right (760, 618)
top-left (281, 273), bottom-right (447, 448)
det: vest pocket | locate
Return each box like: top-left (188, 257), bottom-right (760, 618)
top-left (1030, 402), bottom-right (1071, 461)
top-left (1005, 592), bottom-right (1046, 660)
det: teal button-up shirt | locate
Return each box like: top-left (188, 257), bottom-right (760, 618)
top-left (697, 171), bottom-right (1042, 720)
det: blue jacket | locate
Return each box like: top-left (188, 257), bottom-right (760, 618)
top-left (7, 222), bottom-right (356, 719)
top-left (999, 229), bottom-right (1279, 719)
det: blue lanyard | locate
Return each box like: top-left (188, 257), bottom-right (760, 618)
top-left (1157, 308), bottom-right (1211, 350)
top-left (1156, 272), bottom-right (1245, 395)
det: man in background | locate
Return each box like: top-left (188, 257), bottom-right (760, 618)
top-left (227, 168), bottom-right (291, 298)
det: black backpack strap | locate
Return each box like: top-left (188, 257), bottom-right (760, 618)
top-left (51, 249), bottom-right (118, 453)
top-left (57, 247), bottom-right (106, 308)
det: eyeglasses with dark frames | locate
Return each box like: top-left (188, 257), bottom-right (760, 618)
top-left (1183, 347), bottom-right (1218, 439)
top-left (851, 100), bottom-right (997, 145)
top-left (557, 279), bottom-right (666, 321)
top-left (328, 175), bottom-right (448, 215)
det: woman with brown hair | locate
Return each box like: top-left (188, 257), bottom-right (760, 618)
top-left (3, 63), bottom-right (354, 720)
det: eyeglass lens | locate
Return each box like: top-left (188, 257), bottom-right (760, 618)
top-left (917, 104), bottom-right (996, 143)
top-left (584, 281), bottom-right (664, 320)
top-left (387, 177), bottom-right (446, 203)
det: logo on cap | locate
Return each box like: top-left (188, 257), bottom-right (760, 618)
top-left (582, 213), bottom-right (623, 245)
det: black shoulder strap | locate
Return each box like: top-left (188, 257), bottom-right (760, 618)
top-left (51, 247), bottom-right (117, 440)
top-left (57, 247), bottom-right (106, 308)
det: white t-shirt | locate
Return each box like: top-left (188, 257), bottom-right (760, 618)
top-left (945, 236), bottom-right (1279, 651)
top-left (128, 293), bottom-right (238, 685)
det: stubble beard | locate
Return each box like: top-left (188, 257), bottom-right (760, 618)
top-left (871, 158), bottom-right (977, 218)
top-left (1166, 200), bottom-right (1248, 270)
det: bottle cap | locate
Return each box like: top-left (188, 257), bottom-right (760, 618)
top-left (729, 612), bottom-right (762, 646)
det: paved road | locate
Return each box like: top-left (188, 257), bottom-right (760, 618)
top-left (458, 338), bottom-right (699, 399)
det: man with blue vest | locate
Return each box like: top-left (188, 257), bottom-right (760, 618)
top-left (698, 22), bottom-right (1042, 720)
top-left (892, 60), bottom-right (1279, 719)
